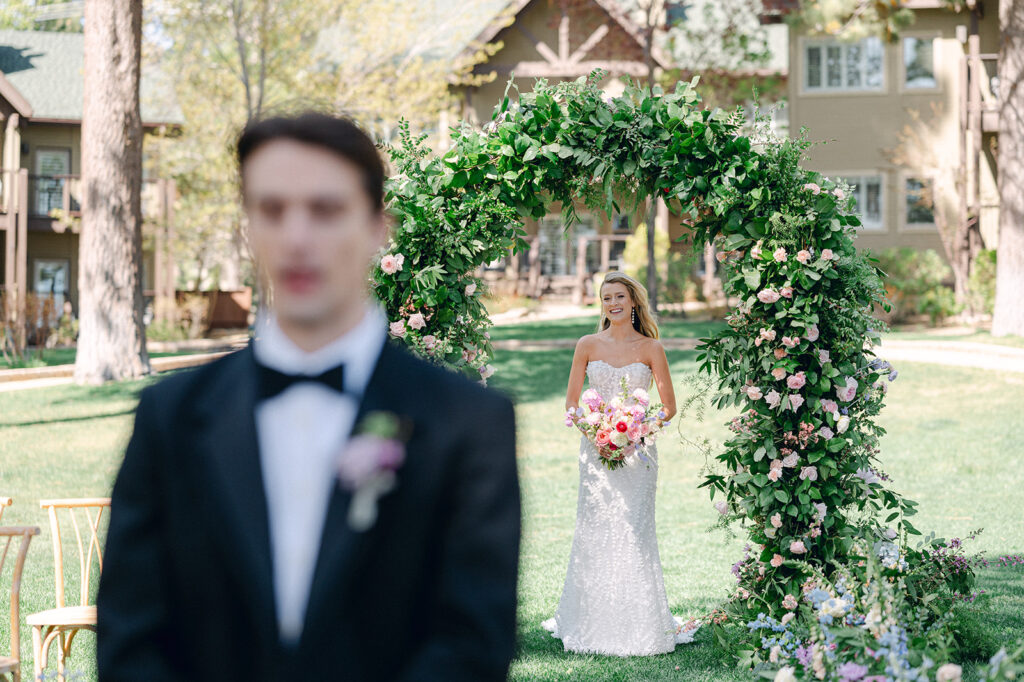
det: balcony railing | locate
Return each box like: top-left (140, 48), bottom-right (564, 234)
top-left (0, 172), bottom-right (168, 224)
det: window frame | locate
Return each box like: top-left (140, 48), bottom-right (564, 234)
top-left (900, 172), bottom-right (938, 233)
top-left (899, 31), bottom-right (942, 94)
top-left (832, 171), bottom-right (887, 232)
top-left (799, 35), bottom-right (888, 96)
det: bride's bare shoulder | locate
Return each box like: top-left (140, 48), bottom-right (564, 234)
top-left (576, 333), bottom-right (599, 349)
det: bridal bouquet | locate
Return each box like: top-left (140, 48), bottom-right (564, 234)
top-left (565, 377), bottom-right (668, 470)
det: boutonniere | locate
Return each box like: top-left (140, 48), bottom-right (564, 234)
top-left (337, 411), bottom-right (410, 532)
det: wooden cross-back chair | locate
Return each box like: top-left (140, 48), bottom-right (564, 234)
top-left (0, 525), bottom-right (40, 682)
top-left (26, 498), bottom-right (110, 682)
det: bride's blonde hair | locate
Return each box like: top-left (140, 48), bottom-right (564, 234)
top-left (597, 272), bottom-right (659, 339)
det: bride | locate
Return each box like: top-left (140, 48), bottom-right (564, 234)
top-left (542, 271), bottom-right (696, 656)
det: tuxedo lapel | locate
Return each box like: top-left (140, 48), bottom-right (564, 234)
top-left (194, 346), bottom-right (278, 642)
top-left (301, 341), bottom-right (408, 639)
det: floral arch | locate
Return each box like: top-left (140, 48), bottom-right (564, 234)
top-left (371, 72), bottom-right (989, 676)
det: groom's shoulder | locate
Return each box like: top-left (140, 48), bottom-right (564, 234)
top-left (386, 342), bottom-right (511, 414)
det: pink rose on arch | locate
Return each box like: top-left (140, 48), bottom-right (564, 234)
top-left (818, 349), bottom-right (831, 364)
top-left (773, 247), bottom-right (788, 262)
top-left (771, 367), bottom-right (787, 381)
top-left (810, 526), bottom-right (822, 538)
top-left (765, 390), bottom-right (782, 409)
top-left (751, 243), bottom-right (763, 259)
top-left (782, 594), bottom-right (798, 610)
top-left (781, 335), bottom-right (799, 348)
top-left (836, 377), bottom-right (859, 402)
top-left (805, 324), bottom-right (820, 342)
top-left (760, 328), bottom-right (777, 342)
top-left (380, 253), bottom-right (405, 274)
top-left (745, 385), bottom-right (764, 400)
top-left (821, 248), bottom-right (835, 261)
top-left (796, 250), bottom-right (811, 264)
top-left (833, 188), bottom-right (845, 200)
top-left (804, 182), bottom-right (822, 195)
top-left (782, 452), bottom-right (799, 468)
top-left (780, 286), bottom-right (794, 299)
top-left (465, 282), bottom-right (478, 297)
top-left (767, 467), bottom-right (781, 482)
top-left (758, 289), bottom-right (781, 304)
top-left (407, 312), bottom-right (426, 330)
top-left (770, 554), bottom-right (784, 567)
top-left (788, 394), bottom-right (805, 411)
top-left (770, 513), bottom-right (783, 528)
top-left (820, 398), bottom-right (838, 414)
top-left (714, 500), bottom-right (729, 515)
top-left (790, 540), bottom-right (807, 554)
top-left (421, 334), bottom-right (438, 351)
top-left (389, 320), bottom-right (407, 338)
top-left (800, 465), bottom-right (818, 481)
top-left (787, 372), bottom-right (807, 390)
top-left (774, 348), bottom-right (788, 360)
top-left (818, 426), bottom-right (835, 440)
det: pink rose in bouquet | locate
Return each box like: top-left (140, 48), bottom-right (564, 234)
top-left (566, 376), bottom-right (667, 471)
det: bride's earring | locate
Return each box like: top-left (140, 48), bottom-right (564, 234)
top-left (631, 307), bottom-right (636, 325)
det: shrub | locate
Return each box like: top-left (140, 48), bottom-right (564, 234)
top-left (968, 249), bottom-right (997, 315)
top-left (874, 248), bottom-right (961, 324)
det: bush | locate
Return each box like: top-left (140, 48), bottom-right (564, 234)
top-left (968, 249), bottom-right (997, 315)
top-left (874, 248), bottom-right (961, 324)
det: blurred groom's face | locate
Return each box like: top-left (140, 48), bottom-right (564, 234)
top-left (243, 139), bottom-right (385, 332)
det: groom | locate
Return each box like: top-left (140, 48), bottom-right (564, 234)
top-left (97, 113), bottom-right (521, 681)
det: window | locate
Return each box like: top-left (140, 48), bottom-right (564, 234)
top-left (904, 177), bottom-right (935, 226)
top-left (33, 259), bottom-right (70, 312)
top-left (537, 216), bottom-right (598, 276)
top-left (903, 37), bottom-right (936, 89)
top-left (804, 37), bottom-right (884, 92)
top-left (836, 174), bottom-right (884, 230)
top-left (33, 148), bottom-right (71, 216)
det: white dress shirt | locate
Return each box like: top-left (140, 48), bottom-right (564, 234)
top-left (252, 306), bottom-right (386, 643)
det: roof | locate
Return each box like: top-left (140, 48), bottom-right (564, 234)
top-left (460, 0), bottom-right (672, 70)
top-left (0, 29), bottom-right (182, 125)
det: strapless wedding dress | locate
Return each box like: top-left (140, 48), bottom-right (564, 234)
top-left (542, 360), bottom-right (697, 656)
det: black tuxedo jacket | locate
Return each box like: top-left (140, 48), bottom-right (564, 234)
top-left (96, 341), bottom-right (521, 681)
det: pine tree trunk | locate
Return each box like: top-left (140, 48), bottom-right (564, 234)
top-left (992, 0), bottom-right (1024, 336)
top-left (74, 0), bottom-right (150, 383)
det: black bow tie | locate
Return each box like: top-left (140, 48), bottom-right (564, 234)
top-left (256, 362), bottom-right (347, 401)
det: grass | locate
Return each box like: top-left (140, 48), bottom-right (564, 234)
top-left (0, 349), bottom-right (204, 370)
top-left (883, 327), bottom-right (1024, 349)
top-left (488, 315), bottom-right (727, 343)
top-left (0, 328), bottom-right (1022, 681)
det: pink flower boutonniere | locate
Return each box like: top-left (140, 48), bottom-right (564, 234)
top-left (337, 411), bottom-right (410, 532)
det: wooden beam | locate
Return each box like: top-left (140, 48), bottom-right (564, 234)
top-left (15, 168), bottom-right (27, 350)
top-left (559, 12), bottom-right (570, 62)
top-left (492, 60), bottom-right (651, 78)
top-left (569, 24), bottom-right (609, 64)
top-left (515, 24), bottom-right (559, 65)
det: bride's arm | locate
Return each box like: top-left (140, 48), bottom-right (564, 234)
top-left (565, 336), bottom-right (591, 411)
top-left (650, 341), bottom-right (676, 421)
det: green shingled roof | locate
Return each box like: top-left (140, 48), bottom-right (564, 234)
top-left (0, 29), bottom-right (182, 124)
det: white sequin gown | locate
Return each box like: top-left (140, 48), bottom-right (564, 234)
top-left (542, 360), bottom-right (695, 656)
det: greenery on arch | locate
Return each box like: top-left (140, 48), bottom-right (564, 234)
top-left (371, 72), bottom-right (1013, 678)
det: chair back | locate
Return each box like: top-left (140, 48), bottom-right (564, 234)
top-left (0, 526), bottom-right (40, 665)
top-left (0, 497), bottom-right (11, 523)
top-left (38, 498), bottom-right (110, 609)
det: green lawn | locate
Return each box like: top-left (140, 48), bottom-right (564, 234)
top-left (0, 349), bottom-right (202, 370)
top-left (0, 329), bottom-right (1022, 680)
top-left (883, 327), bottom-right (1024, 349)
top-left (488, 314), bottom-right (726, 343)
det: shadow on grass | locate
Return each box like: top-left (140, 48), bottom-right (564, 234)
top-left (0, 408), bottom-right (137, 428)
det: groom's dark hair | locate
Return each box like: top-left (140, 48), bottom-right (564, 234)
top-left (237, 112), bottom-right (385, 212)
